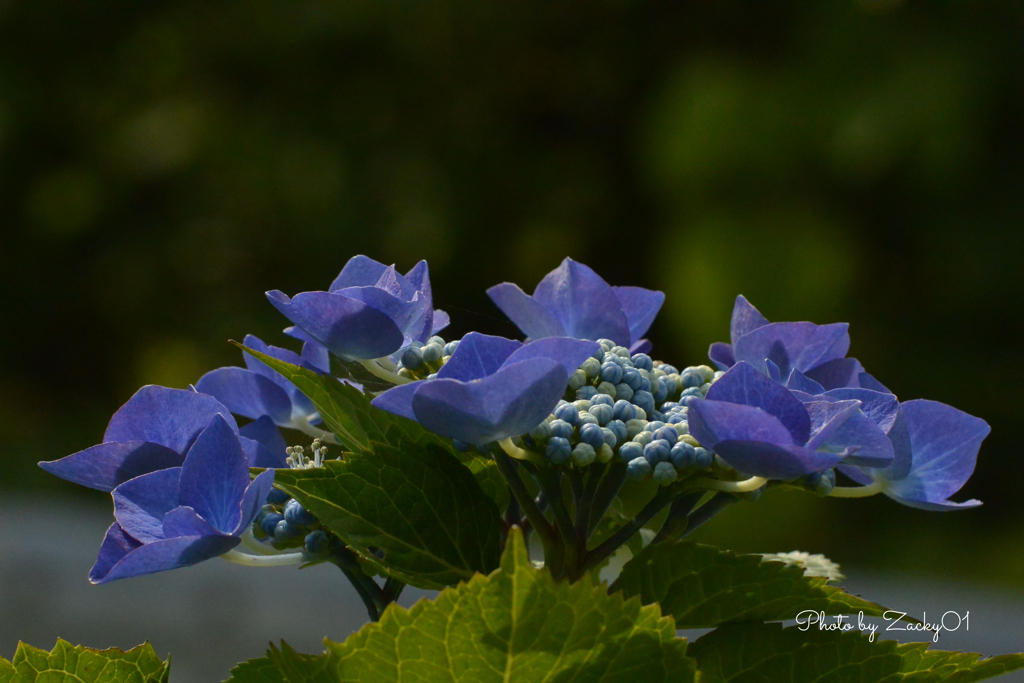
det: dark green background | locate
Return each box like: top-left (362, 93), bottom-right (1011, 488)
top-left (1, 2), bottom-right (1021, 584)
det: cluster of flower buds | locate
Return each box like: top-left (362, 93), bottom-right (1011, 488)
top-left (395, 336), bottom-right (459, 380)
top-left (518, 338), bottom-right (727, 484)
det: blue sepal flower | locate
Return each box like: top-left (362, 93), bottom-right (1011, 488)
top-left (837, 400), bottom-right (989, 510)
top-left (709, 296), bottom-right (887, 391)
top-left (39, 386), bottom-right (241, 492)
top-left (687, 362), bottom-right (894, 479)
top-left (89, 415), bottom-right (276, 584)
top-left (487, 258), bottom-right (664, 353)
top-left (371, 332), bottom-right (599, 445)
top-left (266, 255), bottom-right (448, 361)
top-left (196, 334), bottom-right (325, 437)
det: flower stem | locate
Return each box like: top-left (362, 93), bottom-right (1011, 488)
top-left (358, 359), bottom-right (413, 385)
top-left (587, 462), bottom-right (628, 537)
top-left (294, 417), bottom-right (338, 444)
top-left (828, 481), bottom-right (885, 498)
top-left (650, 492), bottom-right (704, 545)
top-left (493, 451), bottom-right (561, 573)
top-left (688, 475), bottom-right (768, 493)
top-left (220, 549), bottom-right (307, 567)
top-left (498, 437), bottom-right (544, 466)
top-left (681, 492), bottom-right (736, 538)
top-left (534, 468), bottom-right (578, 578)
top-left (581, 485), bottom-right (676, 579)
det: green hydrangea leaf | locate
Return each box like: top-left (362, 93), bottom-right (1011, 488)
top-left (236, 342), bottom-right (508, 511)
top-left (615, 541), bottom-right (905, 629)
top-left (223, 656), bottom-right (287, 683)
top-left (0, 639), bottom-right (169, 683)
top-left (271, 436), bottom-right (502, 589)
top-left (688, 621), bottom-right (1024, 682)
top-left (253, 528), bottom-right (694, 682)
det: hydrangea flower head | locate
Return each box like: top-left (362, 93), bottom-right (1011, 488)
top-left (266, 255), bottom-right (449, 361)
top-left (487, 258), bottom-right (664, 354)
top-left (89, 415), bottom-right (276, 584)
top-left (371, 332), bottom-right (599, 445)
top-left (710, 295), bottom-right (886, 391)
top-left (687, 362), bottom-right (894, 479)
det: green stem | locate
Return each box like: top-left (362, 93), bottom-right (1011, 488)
top-left (650, 492), bottom-right (704, 545)
top-left (588, 462), bottom-right (628, 537)
top-left (535, 468), bottom-right (578, 579)
top-left (681, 492), bottom-right (736, 538)
top-left (575, 462), bottom-right (606, 549)
top-left (582, 485), bottom-right (676, 579)
top-left (493, 451), bottom-right (562, 573)
top-left (328, 546), bottom-right (386, 622)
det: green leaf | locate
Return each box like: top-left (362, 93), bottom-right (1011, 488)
top-left (257, 528), bottom-right (694, 682)
top-left (223, 656), bottom-right (287, 683)
top-left (616, 541), bottom-right (904, 629)
top-left (0, 639), bottom-right (169, 683)
top-left (236, 342), bottom-right (508, 511)
top-left (272, 436), bottom-right (502, 589)
top-left (688, 621), bottom-right (1024, 683)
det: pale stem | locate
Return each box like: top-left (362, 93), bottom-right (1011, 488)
top-left (828, 480), bottom-right (885, 498)
top-left (689, 475), bottom-right (769, 493)
top-left (220, 549), bottom-right (308, 567)
top-left (359, 359), bottom-right (413, 385)
top-left (293, 415), bottom-right (338, 443)
top-left (239, 528), bottom-right (280, 555)
top-left (498, 437), bottom-right (544, 466)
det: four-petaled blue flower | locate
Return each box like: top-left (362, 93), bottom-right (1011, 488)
top-left (196, 333), bottom-right (328, 436)
top-left (39, 385), bottom-right (286, 491)
top-left (687, 362), bottom-right (894, 479)
top-left (371, 332), bottom-right (600, 445)
top-left (837, 400), bottom-right (989, 510)
top-left (89, 415), bottom-right (276, 584)
top-left (487, 258), bottom-right (665, 354)
top-left (709, 295), bottom-right (888, 391)
top-left (266, 255), bottom-right (449, 361)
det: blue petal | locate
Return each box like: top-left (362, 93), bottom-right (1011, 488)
top-left (90, 533), bottom-right (239, 584)
top-left (178, 415), bottom-right (250, 534)
top-left (714, 440), bottom-right (845, 480)
top-left (765, 360), bottom-right (782, 383)
top-left (531, 259), bottom-right (631, 345)
top-left (612, 286), bottom-right (665, 345)
top-left (881, 400), bottom-right (989, 505)
top-left (708, 343), bottom-right (736, 371)
top-left (733, 322), bottom-right (850, 379)
top-left (39, 440), bottom-right (183, 492)
top-left (371, 382), bottom-right (421, 422)
top-left (328, 255), bottom-right (390, 291)
top-left (436, 332), bottom-right (522, 382)
top-left (687, 400), bottom-right (796, 450)
top-left (411, 359), bottom-right (567, 445)
top-left (486, 282), bottom-right (567, 340)
top-left (239, 416), bottom-right (288, 468)
top-left (162, 506), bottom-right (224, 538)
top-left (502, 337), bottom-right (601, 377)
top-left (785, 369), bottom-right (826, 395)
top-left (112, 467), bottom-right (183, 543)
top-left (300, 339), bottom-right (331, 375)
top-left (803, 400), bottom-right (863, 451)
top-left (830, 412), bottom-right (896, 468)
top-left (334, 284), bottom-right (424, 333)
top-left (804, 357), bottom-right (866, 391)
top-left (628, 339), bottom-right (653, 355)
top-left (404, 260), bottom-right (433, 302)
top-left (884, 495), bottom-right (982, 512)
top-left (729, 295), bottom-right (771, 347)
top-left (820, 388), bottom-right (900, 434)
top-left (267, 290), bottom-right (405, 360)
top-left (431, 310), bottom-right (450, 334)
top-left (103, 385), bottom-right (238, 454)
top-left (241, 334), bottom-right (317, 416)
top-left (857, 372), bottom-right (891, 394)
top-left (233, 469), bottom-right (276, 535)
top-left (88, 523), bottom-right (142, 584)
top-left (704, 362), bottom-right (811, 445)
top-left (195, 367), bottom-right (294, 427)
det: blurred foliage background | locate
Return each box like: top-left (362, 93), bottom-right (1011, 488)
top-left (1, 1), bottom-right (1022, 585)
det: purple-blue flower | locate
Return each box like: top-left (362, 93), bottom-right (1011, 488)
top-left (89, 415), bottom-right (276, 584)
top-left (195, 334), bottom-right (328, 436)
top-left (836, 400), bottom-right (989, 510)
top-left (40, 385), bottom-right (287, 491)
top-left (709, 295), bottom-right (887, 391)
top-left (487, 258), bottom-right (665, 354)
top-left (687, 362), bottom-right (894, 479)
top-left (371, 332), bottom-right (599, 445)
top-left (266, 255), bottom-right (449, 361)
